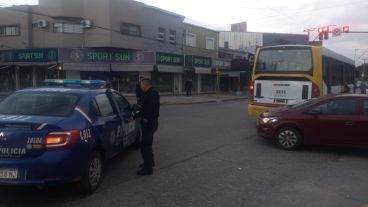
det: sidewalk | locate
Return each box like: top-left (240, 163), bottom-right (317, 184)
top-left (126, 93), bottom-right (248, 105)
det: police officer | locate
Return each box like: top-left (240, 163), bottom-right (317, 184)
top-left (136, 78), bottom-right (160, 176)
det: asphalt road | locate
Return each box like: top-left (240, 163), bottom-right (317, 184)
top-left (1, 100), bottom-right (368, 207)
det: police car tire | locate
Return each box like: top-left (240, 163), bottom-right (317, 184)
top-left (132, 128), bottom-right (142, 149)
top-left (78, 151), bottom-right (103, 194)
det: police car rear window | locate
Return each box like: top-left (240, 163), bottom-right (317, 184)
top-left (0, 92), bottom-right (79, 117)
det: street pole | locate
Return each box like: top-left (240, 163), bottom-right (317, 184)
top-left (216, 66), bottom-right (220, 95)
top-left (364, 59), bottom-right (367, 81)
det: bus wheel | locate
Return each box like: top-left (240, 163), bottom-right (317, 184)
top-left (275, 127), bottom-right (302, 150)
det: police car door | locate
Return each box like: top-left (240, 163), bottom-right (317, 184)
top-left (93, 93), bottom-right (122, 158)
top-left (111, 92), bottom-right (136, 150)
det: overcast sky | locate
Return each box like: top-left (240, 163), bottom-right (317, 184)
top-left (1, 0), bottom-right (368, 66)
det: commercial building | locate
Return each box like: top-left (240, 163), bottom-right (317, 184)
top-left (183, 23), bottom-right (225, 94)
top-left (0, 0), bottom-right (197, 96)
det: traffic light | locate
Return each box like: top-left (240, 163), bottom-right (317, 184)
top-left (342, 26), bottom-right (349, 33)
top-left (323, 27), bottom-right (329, 40)
top-left (318, 28), bottom-right (323, 41)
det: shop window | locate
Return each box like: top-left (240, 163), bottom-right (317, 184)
top-left (152, 72), bottom-right (173, 93)
top-left (19, 67), bottom-right (33, 89)
top-left (201, 74), bottom-right (216, 92)
top-left (0, 67), bottom-right (16, 93)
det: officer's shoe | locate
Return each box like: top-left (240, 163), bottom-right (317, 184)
top-left (136, 168), bottom-right (153, 176)
top-left (138, 163), bottom-right (155, 168)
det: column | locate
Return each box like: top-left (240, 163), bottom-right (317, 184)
top-left (197, 74), bottom-right (201, 94)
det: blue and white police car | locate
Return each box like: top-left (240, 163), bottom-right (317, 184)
top-left (0, 80), bottom-right (141, 193)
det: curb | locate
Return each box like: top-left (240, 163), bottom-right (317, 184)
top-left (160, 97), bottom-right (248, 106)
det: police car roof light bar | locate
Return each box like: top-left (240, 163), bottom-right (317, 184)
top-left (45, 79), bottom-right (107, 88)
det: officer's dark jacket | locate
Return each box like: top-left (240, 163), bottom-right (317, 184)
top-left (135, 82), bottom-right (144, 99)
top-left (141, 87), bottom-right (160, 119)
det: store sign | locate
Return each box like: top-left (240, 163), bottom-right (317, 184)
top-left (156, 52), bottom-right (184, 66)
top-left (60, 48), bottom-right (154, 64)
top-left (0, 48), bottom-right (58, 62)
top-left (185, 55), bottom-right (212, 68)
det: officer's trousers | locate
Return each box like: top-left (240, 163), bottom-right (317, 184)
top-left (141, 118), bottom-right (158, 169)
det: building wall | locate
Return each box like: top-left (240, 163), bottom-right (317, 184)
top-left (143, 6), bottom-right (184, 54)
top-left (109, 0), bottom-right (144, 50)
top-left (0, 6), bottom-right (31, 49)
top-left (231, 22), bottom-right (247, 32)
top-left (183, 23), bottom-right (219, 58)
top-left (0, 0), bottom-right (145, 50)
top-left (219, 32), bottom-right (262, 53)
top-left (262, 33), bottom-right (308, 46)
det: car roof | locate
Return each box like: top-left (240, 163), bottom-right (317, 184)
top-left (17, 87), bottom-right (111, 95)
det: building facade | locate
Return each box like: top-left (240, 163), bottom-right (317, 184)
top-left (0, 0), bottom-right (220, 96)
top-left (183, 23), bottom-right (220, 94)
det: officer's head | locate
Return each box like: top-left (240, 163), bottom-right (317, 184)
top-left (140, 78), bottom-right (152, 92)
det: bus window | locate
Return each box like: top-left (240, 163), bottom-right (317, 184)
top-left (255, 47), bottom-right (313, 73)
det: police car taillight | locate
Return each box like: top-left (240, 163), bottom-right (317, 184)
top-left (45, 130), bottom-right (79, 150)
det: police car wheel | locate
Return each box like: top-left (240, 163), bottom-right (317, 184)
top-left (78, 151), bottom-right (103, 194)
top-left (132, 128), bottom-right (142, 149)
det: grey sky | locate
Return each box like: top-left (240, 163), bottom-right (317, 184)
top-left (1, 0), bottom-right (368, 66)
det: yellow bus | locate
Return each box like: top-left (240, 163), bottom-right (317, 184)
top-left (248, 45), bottom-right (355, 116)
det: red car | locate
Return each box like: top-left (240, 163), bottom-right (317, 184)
top-left (257, 94), bottom-right (368, 150)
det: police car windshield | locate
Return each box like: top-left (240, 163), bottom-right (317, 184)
top-left (0, 92), bottom-right (79, 117)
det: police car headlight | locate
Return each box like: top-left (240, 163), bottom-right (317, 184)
top-left (261, 117), bottom-right (279, 124)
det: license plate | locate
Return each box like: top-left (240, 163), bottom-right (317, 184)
top-left (273, 98), bottom-right (288, 104)
top-left (0, 169), bottom-right (18, 179)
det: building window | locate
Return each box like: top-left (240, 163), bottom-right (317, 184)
top-left (169, 30), bottom-right (176, 44)
top-left (120, 23), bottom-right (141, 36)
top-left (0, 25), bottom-right (20, 36)
top-left (186, 32), bottom-right (196, 47)
top-left (224, 41), bottom-right (229, 48)
top-left (206, 37), bottom-right (215, 50)
top-left (158, 27), bottom-right (165, 41)
top-left (53, 23), bottom-right (83, 34)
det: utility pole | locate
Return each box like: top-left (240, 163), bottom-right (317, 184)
top-left (364, 59), bottom-right (367, 80)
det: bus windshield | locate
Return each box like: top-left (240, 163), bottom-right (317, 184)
top-left (255, 47), bottom-right (313, 73)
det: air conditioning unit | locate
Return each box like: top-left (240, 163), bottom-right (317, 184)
top-left (81, 19), bottom-right (93, 28)
top-left (37, 20), bottom-right (49, 28)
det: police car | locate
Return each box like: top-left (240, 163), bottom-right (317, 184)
top-left (0, 80), bottom-right (141, 193)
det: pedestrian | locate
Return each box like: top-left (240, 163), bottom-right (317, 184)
top-left (135, 76), bottom-right (144, 105)
top-left (136, 78), bottom-right (160, 176)
top-left (184, 79), bottom-right (193, 96)
top-left (360, 81), bottom-right (367, 94)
